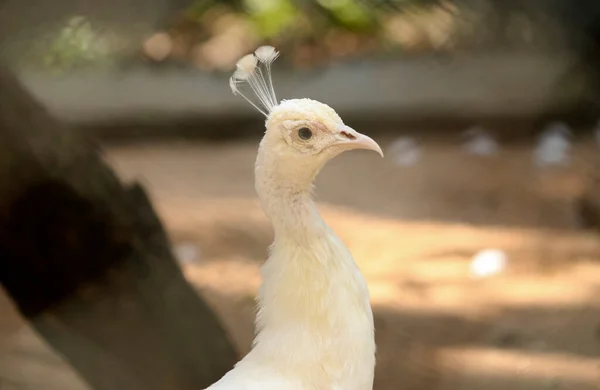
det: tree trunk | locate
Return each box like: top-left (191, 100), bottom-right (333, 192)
top-left (0, 64), bottom-right (237, 390)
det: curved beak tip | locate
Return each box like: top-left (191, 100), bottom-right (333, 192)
top-left (356, 133), bottom-right (384, 158)
top-left (336, 125), bottom-right (384, 158)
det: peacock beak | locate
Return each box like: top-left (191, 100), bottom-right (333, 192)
top-left (334, 125), bottom-right (384, 158)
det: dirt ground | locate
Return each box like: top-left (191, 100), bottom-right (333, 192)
top-left (1, 135), bottom-right (600, 390)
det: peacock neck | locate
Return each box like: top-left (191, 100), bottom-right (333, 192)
top-left (255, 150), bottom-right (326, 242)
top-left (249, 149), bottom-right (376, 390)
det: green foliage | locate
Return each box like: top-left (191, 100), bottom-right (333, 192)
top-left (183, 0), bottom-right (445, 41)
top-left (243, 0), bottom-right (298, 37)
top-left (32, 16), bottom-right (116, 72)
top-left (315, 0), bottom-right (375, 30)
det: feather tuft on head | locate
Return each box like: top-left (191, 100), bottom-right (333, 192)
top-left (229, 46), bottom-right (280, 117)
top-left (255, 46), bottom-right (279, 64)
top-left (235, 54), bottom-right (258, 78)
top-left (229, 77), bottom-right (238, 95)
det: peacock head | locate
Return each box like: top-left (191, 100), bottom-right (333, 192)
top-left (229, 46), bottom-right (382, 179)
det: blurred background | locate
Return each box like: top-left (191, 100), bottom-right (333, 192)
top-left (1, 0), bottom-right (600, 389)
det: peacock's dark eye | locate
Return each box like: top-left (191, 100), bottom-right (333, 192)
top-left (298, 127), bottom-right (313, 140)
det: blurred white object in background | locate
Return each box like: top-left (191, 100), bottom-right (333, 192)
top-left (534, 121), bottom-right (572, 168)
top-left (174, 242), bottom-right (201, 265)
top-left (388, 136), bottom-right (420, 166)
top-left (461, 126), bottom-right (499, 156)
top-left (469, 249), bottom-right (508, 278)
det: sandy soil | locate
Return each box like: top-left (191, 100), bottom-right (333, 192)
top-left (1, 136), bottom-right (600, 390)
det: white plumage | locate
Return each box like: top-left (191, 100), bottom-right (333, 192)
top-left (207, 47), bottom-right (381, 390)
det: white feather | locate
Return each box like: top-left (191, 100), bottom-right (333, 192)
top-left (208, 231), bottom-right (375, 390)
top-left (229, 46), bottom-right (280, 116)
top-left (255, 45), bottom-right (279, 64)
top-left (236, 54), bottom-right (258, 77)
top-left (229, 77), bottom-right (238, 95)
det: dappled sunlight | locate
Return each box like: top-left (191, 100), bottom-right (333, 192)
top-left (99, 137), bottom-right (600, 389)
top-left (183, 258), bottom-right (261, 300)
top-left (0, 136), bottom-right (600, 390)
top-left (150, 188), bottom-right (600, 390)
top-left (437, 347), bottom-right (599, 389)
top-left (5, 138), bottom-right (599, 390)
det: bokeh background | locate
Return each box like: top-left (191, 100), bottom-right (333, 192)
top-left (1, 1), bottom-right (600, 389)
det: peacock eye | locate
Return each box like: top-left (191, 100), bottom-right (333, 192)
top-left (298, 127), bottom-right (313, 140)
